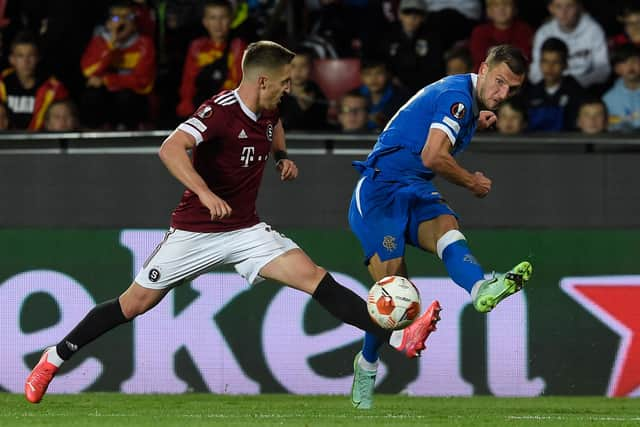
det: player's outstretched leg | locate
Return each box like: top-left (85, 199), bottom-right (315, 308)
top-left (24, 296), bottom-right (132, 403)
top-left (351, 300), bottom-right (441, 409)
top-left (471, 261), bottom-right (533, 313)
top-left (25, 347), bottom-right (62, 404)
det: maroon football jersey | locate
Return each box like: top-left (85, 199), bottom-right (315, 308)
top-left (171, 90), bottom-right (279, 232)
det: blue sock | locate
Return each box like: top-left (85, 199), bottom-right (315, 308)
top-left (361, 332), bottom-right (382, 363)
top-left (441, 238), bottom-right (485, 294)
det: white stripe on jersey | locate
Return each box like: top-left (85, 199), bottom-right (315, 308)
top-left (186, 117), bottom-right (207, 132)
top-left (214, 93), bottom-right (235, 105)
top-left (430, 123), bottom-right (456, 146)
top-left (354, 176), bottom-right (366, 217)
top-left (178, 123), bottom-right (204, 145)
top-left (443, 116), bottom-right (461, 133)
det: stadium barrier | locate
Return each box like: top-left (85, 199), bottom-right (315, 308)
top-left (1, 131), bottom-right (639, 228)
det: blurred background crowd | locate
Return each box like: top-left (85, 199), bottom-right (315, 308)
top-left (1, 0), bottom-right (640, 136)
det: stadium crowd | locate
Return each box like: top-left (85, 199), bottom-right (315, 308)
top-left (1, 0), bottom-right (639, 135)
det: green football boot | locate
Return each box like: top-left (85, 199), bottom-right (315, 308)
top-left (351, 352), bottom-right (376, 409)
top-left (472, 261), bottom-right (533, 313)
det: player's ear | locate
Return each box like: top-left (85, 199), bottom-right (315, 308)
top-left (258, 76), bottom-right (267, 89)
top-left (478, 62), bottom-right (489, 77)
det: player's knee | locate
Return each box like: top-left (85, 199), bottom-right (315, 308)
top-left (119, 300), bottom-right (146, 319)
top-left (384, 258), bottom-right (405, 276)
top-left (369, 254), bottom-right (405, 279)
top-left (302, 265), bottom-right (327, 294)
top-left (309, 265), bottom-right (327, 283)
top-left (119, 286), bottom-right (160, 319)
top-left (436, 230), bottom-right (466, 259)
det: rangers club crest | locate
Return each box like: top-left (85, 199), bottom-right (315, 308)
top-left (266, 123), bottom-right (273, 142)
top-left (450, 102), bottom-right (466, 119)
top-left (382, 235), bottom-right (397, 252)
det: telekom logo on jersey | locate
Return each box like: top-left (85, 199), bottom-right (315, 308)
top-left (240, 145), bottom-right (269, 168)
top-left (0, 230), bottom-right (544, 396)
top-left (240, 146), bottom-right (255, 168)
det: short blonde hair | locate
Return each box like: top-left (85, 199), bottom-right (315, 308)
top-left (485, 44), bottom-right (527, 75)
top-left (242, 41), bottom-right (295, 75)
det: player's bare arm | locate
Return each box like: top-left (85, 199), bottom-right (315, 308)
top-left (159, 129), bottom-right (232, 219)
top-left (271, 119), bottom-right (298, 181)
top-left (421, 128), bottom-right (491, 198)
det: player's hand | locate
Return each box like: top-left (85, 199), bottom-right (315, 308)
top-left (198, 191), bottom-right (232, 220)
top-left (469, 171), bottom-right (492, 198)
top-left (276, 159), bottom-right (298, 181)
top-left (477, 111), bottom-right (497, 130)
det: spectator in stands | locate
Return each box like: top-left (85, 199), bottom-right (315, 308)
top-left (151, 1), bottom-right (203, 127)
top-left (303, 0), bottom-right (363, 58)
top-left (132, 0), bottom-right (156, 40)
top-left (5, 1), bottom-right (108, 95)
top-left (176, 0), bottom-right (247, 118)
top-left (0, 102), bottom-right (10, 130)
top-left (367, 0), bottom-right (444, 93)
top-left (227, 0), bottom-right (261, 42)
top-left (337, 90), bottom-right (369, 133)
top-left (80, 0), bottom-right (156, 129)
top-left (279, 48), bottom-right (329, 131)
top-left (529, 0), bottom-right (610, 89)
top-left (610, 1), bottom-right (640, 49)
top-left (576, 97), bottom-right (608, 134)
top-left (525, 38), bottom-right (584, 131)
top-left (445, 45), bottom-right (474, 75)
top-left (0, 31), bottom-right (68, 130)
top-left (603, 43), bottom-right (640, 132)
top-left (496, 98), bottom-right (527, 135)
top-left (358, 57), bottom-right (411, 131)
top-left (43, 100), bottom-right (80, 132)
top-left (469, 0), bottom-right (533, 71)
top-left (424, 0), bottom-right (481, 51)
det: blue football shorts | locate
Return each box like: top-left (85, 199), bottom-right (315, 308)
top-left (348, 175), bottom-right (457, 264)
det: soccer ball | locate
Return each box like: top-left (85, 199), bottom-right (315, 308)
top-left (367, 276), bottom-right (421, 330)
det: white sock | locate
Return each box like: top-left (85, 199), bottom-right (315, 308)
top-left (358, 356), bottom-right (378, 372)
top-left (45, 346), bottom-right (64, 368)
top-left (470, 279), bottom-right (485, 301)
top-left (389, 330), bottom-right (403, 349)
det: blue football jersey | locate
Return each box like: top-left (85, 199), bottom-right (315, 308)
top-left (354, 74), bottom-right (480, 183)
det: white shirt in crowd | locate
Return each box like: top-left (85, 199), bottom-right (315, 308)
top-left (529, 12), bottom-right (610, 88)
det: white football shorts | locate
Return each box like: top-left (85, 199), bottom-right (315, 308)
top-left (134, 222), bottom-right (299, 289)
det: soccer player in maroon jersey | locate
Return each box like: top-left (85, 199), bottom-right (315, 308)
top-left (24, 41), bottom-right (441, 404)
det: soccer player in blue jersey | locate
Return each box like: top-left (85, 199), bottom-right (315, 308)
top-left (349, 44), bottom-right (533, 409)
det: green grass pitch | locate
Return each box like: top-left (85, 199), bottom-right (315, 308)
top-left (2, 393), bottom-right (640, 426)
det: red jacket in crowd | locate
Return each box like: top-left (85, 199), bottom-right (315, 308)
top-left (0, 68), bottom-right (69, 130)
top-left (81, 30), bottom-right (156, 95)
top-left (609, 33), bottom-right (640, 50)
top-left (177, 37), bottom-right (246, 118)
top-left (469, 19), bottom-right (533, 71)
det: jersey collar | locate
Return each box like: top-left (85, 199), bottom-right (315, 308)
top-left (470, 74), bottom-right (479, 117)
top-left (233, 89), bottom-right (260, 122)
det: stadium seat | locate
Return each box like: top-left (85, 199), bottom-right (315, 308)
top-left (311, 58), bottom-right (361, 102)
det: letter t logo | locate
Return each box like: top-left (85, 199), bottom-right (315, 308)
top-left (240, 146), bottom-right (255, 168)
